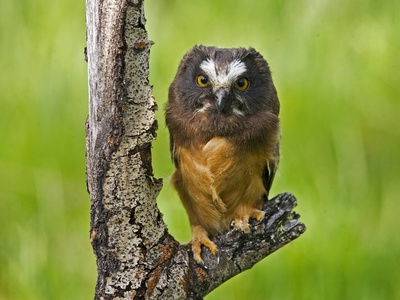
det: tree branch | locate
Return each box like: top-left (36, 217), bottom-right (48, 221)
top-left (143, 192), bottom-right (305, 300)
top-left (189, 193), bottom-right (305, 298)
top-left (85, 0), bottom-right (306, 299)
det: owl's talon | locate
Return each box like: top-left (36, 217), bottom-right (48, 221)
top-left (191, 225), bottom-right (218, 264)
top-left (192, 242), bottom-right (204, 264)
top-left (234, 209), bottom-right (265, 232)
top-left (251, 209), bottom-right (265, 221)
top-left (234, 216), bottom-right (250, 233)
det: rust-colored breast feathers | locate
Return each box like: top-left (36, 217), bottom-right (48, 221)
top-left (171, 137), bottom-right (271, 235)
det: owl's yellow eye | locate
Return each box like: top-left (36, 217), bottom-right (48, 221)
top-left (235, 77), bottom-right (249, 91)
top-left (196, 74), bottom-right (209, 87)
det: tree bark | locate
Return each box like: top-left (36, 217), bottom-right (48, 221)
top-left (85, 0), bottom-right (306, 299)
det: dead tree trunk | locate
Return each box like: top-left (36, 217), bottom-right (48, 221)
top-left (85, 0), bottom-right (306, 299)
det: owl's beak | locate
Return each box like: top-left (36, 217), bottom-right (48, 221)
top-left (214, 88), bottom-right (230, 113)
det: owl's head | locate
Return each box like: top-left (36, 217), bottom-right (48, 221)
top-left (168, 45), bottom-right (279, 119)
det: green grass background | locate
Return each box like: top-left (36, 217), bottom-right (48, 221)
top-left (1, 0), bottom-right (399, 299)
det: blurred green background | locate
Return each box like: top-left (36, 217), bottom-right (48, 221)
top-left (1, 0), bottom-right (399, 299)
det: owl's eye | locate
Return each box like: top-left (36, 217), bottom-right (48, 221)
top-left (235, 77), bottom-right (249, 91)
top-left (196, 74), bottom-right (209, 87)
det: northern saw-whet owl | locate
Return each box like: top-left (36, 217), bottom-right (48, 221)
top-left (166, 45), bottom-right (280, 263)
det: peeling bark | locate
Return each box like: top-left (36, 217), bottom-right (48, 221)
top-left (85, 0), bottom-right (306, 299)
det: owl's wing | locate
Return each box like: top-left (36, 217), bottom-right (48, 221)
top-left (262, 142), bottom-right (280, 198)
top-left (169, 134), bottom-right (179, 168)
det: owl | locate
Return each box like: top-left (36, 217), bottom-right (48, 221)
top-left (166, 45), bottom-right (280, 263)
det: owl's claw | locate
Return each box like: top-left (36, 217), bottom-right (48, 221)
top-left (191, 225), bottom-right (218, 264)
top-left (251, 209), bottom-right (265, 221)
top-left (234, 209), bottom-right (265, 233)
top-left (234, 216), bottom-right (250, 233)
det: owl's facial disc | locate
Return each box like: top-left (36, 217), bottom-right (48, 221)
top-left (199, 58), bottom-right (247, 115)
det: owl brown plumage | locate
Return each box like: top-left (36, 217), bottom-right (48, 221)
top-left (166, 45), bottom-right (280, 263)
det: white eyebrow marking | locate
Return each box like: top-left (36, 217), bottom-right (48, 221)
top-left (200, 58), bottom-right (247, 88)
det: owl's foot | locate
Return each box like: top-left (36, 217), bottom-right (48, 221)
top-left (233, 209), bottom-right (265, 233)
top-left (191, 225), bottom-right (218, 264)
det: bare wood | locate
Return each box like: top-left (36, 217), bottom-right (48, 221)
top-left (85, 0), bottom-right (306, 299)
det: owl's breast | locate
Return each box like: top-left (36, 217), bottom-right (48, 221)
top-left (174, 136), bottom-right (269, 233)
top-left (203, 137), bottom-right (267, 205)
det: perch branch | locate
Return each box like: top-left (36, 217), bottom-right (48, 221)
top-left (145, 192), bottom-right (305, 299)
